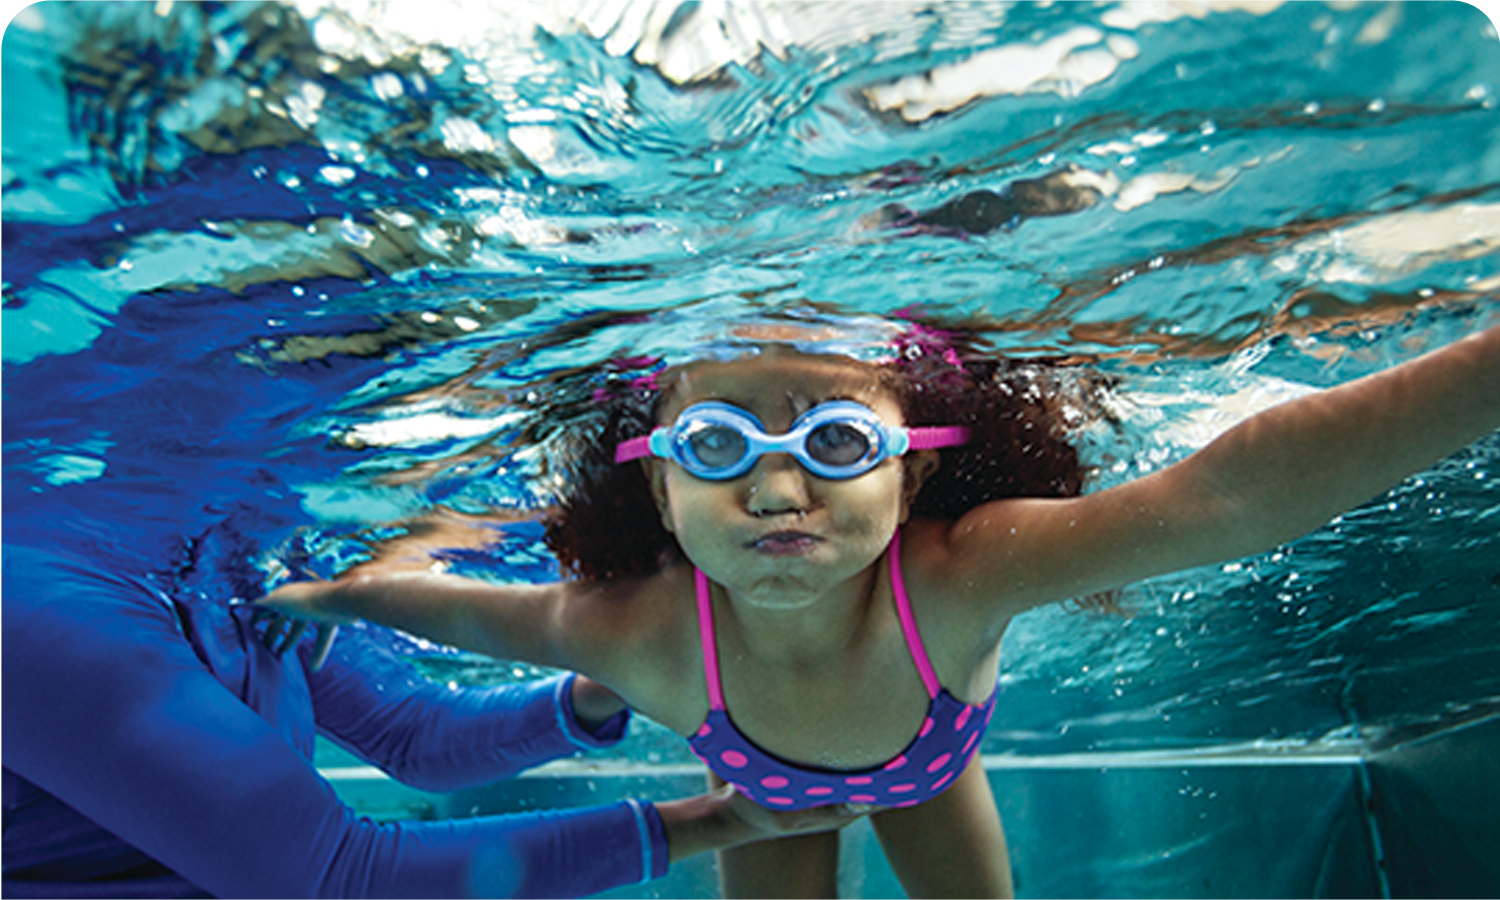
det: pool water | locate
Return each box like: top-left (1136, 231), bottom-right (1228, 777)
top-left (5, 2), bottom-right (1500, 897)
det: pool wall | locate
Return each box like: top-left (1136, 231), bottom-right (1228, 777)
top-left (319, 713), bottom-right (1500, 898)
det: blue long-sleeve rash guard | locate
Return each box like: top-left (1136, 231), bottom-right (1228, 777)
top-left (2, 544), bottom-right (669, 898)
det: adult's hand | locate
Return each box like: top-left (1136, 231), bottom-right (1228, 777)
top-left (655, 784), bottom-right (870, 864)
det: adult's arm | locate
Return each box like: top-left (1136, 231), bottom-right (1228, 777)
top-left (2, 546), bottom-right (664, 898)
top-left (303, 625), bottom-right (628, 792)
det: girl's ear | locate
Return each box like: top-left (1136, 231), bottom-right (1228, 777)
top-left (899, 449), bottom-right (940, 522)
top-left (645, 459), bottom-right (676, 533)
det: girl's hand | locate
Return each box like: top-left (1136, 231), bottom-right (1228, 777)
top-left (250, 609), bottom-right (340, 672)
top-left (255, 578), bottom-right (357, 672)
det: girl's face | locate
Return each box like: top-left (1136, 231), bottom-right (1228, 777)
top-left (645, 349), bottom-right (935, 609)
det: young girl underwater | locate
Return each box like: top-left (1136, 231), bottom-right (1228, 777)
top-left (265, 315), bottom-right (1500, 898)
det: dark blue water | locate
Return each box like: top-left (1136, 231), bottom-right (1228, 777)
top-left (5, 0), bottom-right (1500, 764)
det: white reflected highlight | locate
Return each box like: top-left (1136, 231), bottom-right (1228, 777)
top-left (1287, 202), bottom-right (1500, 284)
top-left (865, 26), bottom-right (1123, 121)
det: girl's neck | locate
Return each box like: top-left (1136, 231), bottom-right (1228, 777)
top-left (713, 563), bottom-right (884, 669)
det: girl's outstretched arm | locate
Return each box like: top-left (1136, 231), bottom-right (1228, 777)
top-left (261, 507), bottom-right (617, 672)
top-left (935, 323), bottom-right (1500, 619)
top-left (259, 555), bottom-right (698, 729)
top-left (260, 569), bottom-right (625, 677)
top-left (1192, 323), bottom-right (1497, 539)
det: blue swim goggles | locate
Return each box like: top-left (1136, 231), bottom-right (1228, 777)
top-left (614, 400), bottom-right (968, 481)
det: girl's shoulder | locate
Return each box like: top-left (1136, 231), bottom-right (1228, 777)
top-left (896, 515), bottom-right (1013, 594)
top-left (899, 502), bottom-right (1074, 613)
top-left (895, 517), bottom-right (1021, 666)
top-left (558, 563), bottom-right (709, 730)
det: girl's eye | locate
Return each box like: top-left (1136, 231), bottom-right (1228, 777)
top-left (687, 425), bottom-right (746, 467)
top-left (807, 423), bottom-right (870, 465)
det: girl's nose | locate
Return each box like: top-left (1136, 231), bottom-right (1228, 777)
top-left (744, 453), bottom-right (813, 517)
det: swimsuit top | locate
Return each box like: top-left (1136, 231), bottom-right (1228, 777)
top-left (687, 529), bottom-right (998, 810)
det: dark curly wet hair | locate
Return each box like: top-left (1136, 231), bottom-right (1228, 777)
top-left (537, 317), bottom-right (1112, 582)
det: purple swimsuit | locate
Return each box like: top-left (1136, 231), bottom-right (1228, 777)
top-left (688, 529), bottom-right (997, 810)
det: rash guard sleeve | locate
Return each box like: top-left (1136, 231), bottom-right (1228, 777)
top-left (305, 629), bottom-right (629, 791)
top-left (2, 546), bottom-right (668, 898)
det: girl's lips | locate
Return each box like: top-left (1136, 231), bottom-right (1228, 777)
top-left (749, 531), bottom-right (822, 556)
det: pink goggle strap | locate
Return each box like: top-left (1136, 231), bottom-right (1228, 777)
top-left (906, 426), bottom-right (970, 451)
top-left (614, 433), bottom-right (656, 464)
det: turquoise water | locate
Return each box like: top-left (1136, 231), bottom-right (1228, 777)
top-left (5, 0), bottom-right (1500, 777)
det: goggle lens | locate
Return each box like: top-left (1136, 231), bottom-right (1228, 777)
top-left (805, 421), bottom-right (876, 468)
top-left (684, 422), bottom-right (750, 470)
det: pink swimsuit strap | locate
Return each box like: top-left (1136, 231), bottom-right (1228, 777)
top-left (694, 567), bottom-right (726, 711)
top-left (887, 528), bottom-right (944, 700)
top-left (694, 527), bottom-right (941, 712)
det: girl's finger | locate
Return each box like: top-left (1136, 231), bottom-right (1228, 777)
top-left (274, 620), bottom-right (308, 657)
top-left (308, 624), bottom-right (339, 672)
